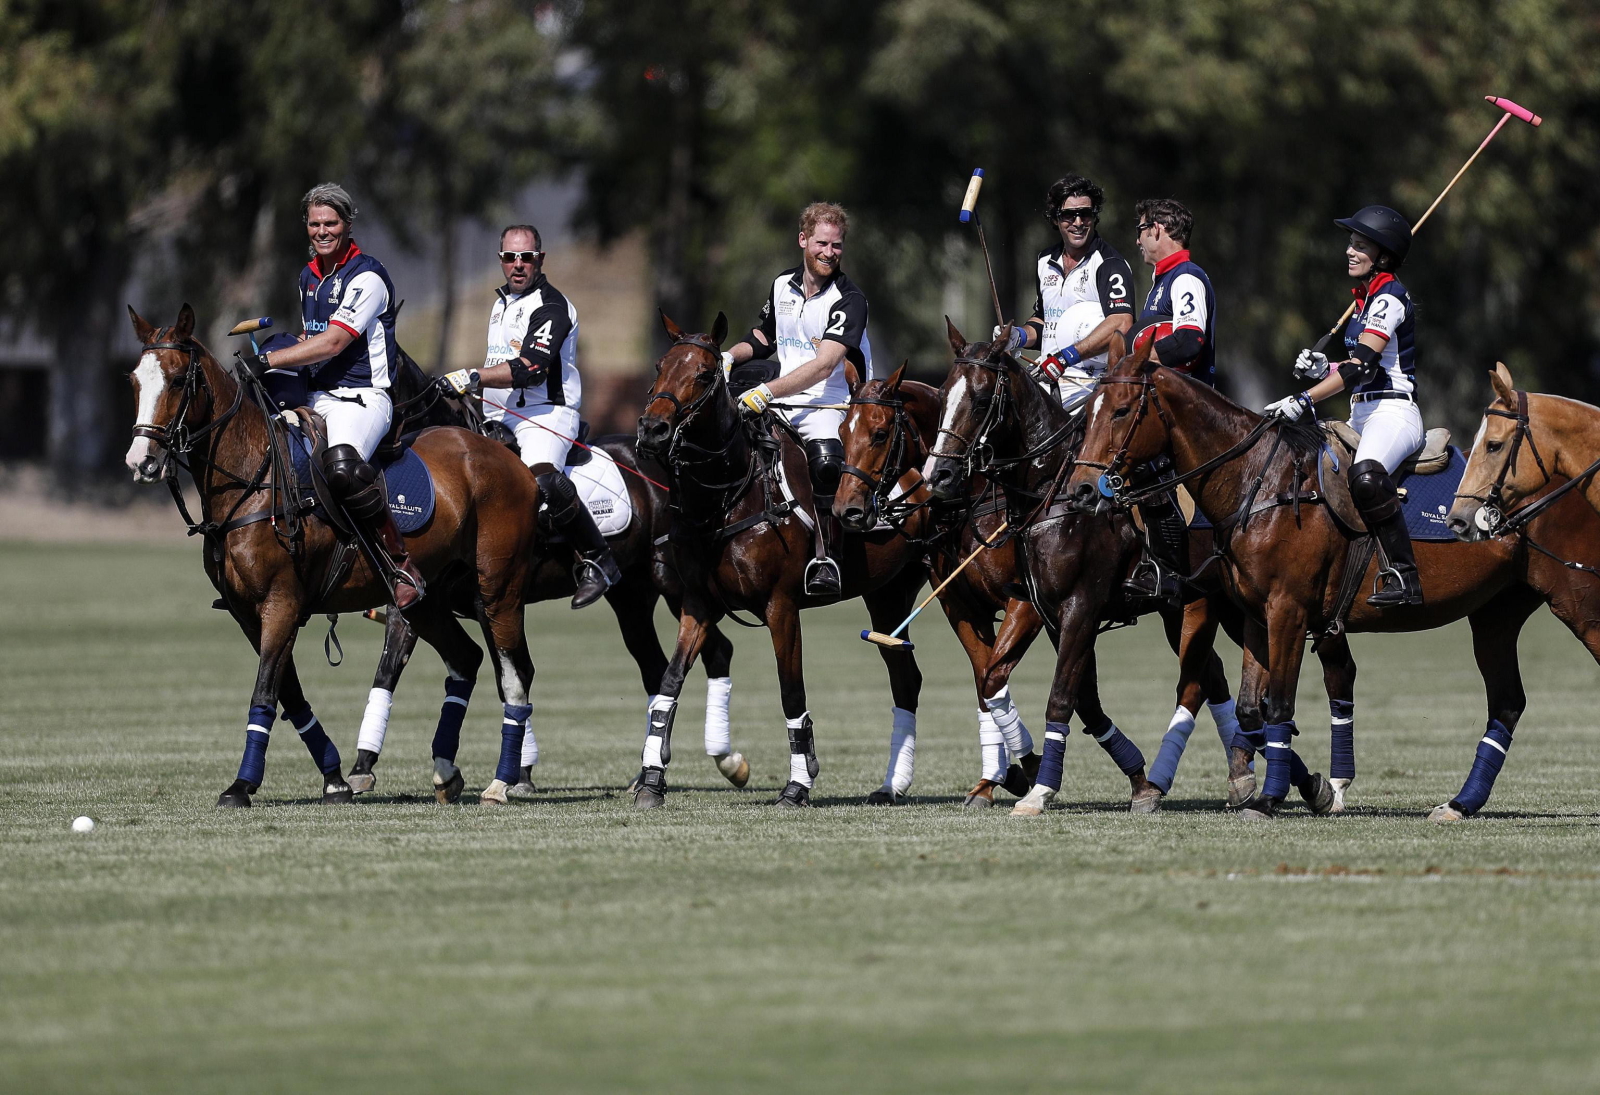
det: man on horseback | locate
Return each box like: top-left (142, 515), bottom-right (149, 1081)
top-left (994, 174), bottom-right (1135, 410)
top-left (436, 225), bottom-right (622, 609)
top-left (1124, 198), bottom-right (1217, 601)
top-left (1266, 206), bottom-right (1424, 607)
top-left (238, 182), bottom-right (426, 608)
top-left (718, 201), bottom-right (873, 598)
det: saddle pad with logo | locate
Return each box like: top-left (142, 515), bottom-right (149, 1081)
top-left (1395, 445), bottom-right (1466, 541)
top-left (286, 421), bottom-right (436, 535)
top-left (567, 451), bottom-right (633, 538)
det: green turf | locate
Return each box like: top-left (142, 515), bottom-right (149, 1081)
top-left (1, 540), bottom-right (1597, 1093)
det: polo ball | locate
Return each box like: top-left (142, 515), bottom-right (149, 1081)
top-left (71, 816), bottom-right (95, 833)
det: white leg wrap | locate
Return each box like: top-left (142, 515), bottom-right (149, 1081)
top-left (978, 710), bottom-right (1007, 783)
top-left (356, 687), bottom-right (394, 755)
top-left (520, 719), bottom-right (540, 768)
top-left (704, 676), bottom-right (733, 756)
top-left (883, 706), bottom-right (916, 794)
top-left (985, 684), bottom-right (1032, 759)
top-left (642, 694), bottom-right (676, 769)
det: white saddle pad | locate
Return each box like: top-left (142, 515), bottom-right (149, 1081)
top-left (568, 453), bottom-right (633, 538)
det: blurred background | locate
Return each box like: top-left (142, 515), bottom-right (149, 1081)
top-left (3, 0), bottom-right (1599, 497)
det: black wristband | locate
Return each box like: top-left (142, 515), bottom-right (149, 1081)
top-left (508, 357), bottom-right (543, 388)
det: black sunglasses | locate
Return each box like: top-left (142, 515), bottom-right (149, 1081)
top-left (1136, 221), bottom-right (1159, 235)
top-left (498, 250), bottom-right (542, 264)
top-left (1050, 207), bottom-right (1099, 224)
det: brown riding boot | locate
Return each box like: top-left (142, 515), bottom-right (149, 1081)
top-left (374, 508), bottom-right (426, 609)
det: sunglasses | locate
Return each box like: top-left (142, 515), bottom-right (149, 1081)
top-left (1050, 207), bottom-right (1099, 224)
top-left (1136, 221), bottom-right (1159, 235)
top-left (498, 251), bottom-right (543, 264)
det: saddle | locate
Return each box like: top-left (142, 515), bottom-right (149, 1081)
top-left (478, 417), bottom-right (594, 467)
top-left (1317, 421), bottom-right (1452, 536)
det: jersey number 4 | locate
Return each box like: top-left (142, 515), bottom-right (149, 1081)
top-left (529, 319), bottom-right (554, 347)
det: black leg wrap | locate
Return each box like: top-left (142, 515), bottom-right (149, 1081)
top-left (648, 703), bottom-right (676, 766)
top-left (788, 714), bottom-right (820, 780)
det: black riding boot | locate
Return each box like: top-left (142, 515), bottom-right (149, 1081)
top-left (803, 438), bottom-right (844, 599)
top-left (536, 468), bottom-right (622, 609)
top-left (324, 444), bottom-right (425, 609)
top-left (1124, 494), bottom-right (1189, 602)
top-left (1350, 458), bottom-right (1422, 608)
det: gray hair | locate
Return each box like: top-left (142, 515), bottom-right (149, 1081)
top-left (301, 182), bottom-right (357, 225)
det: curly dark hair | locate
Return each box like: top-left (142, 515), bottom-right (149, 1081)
top-left (1135, 198), bottom-right (1193, 246)
top-left (1045, 175), bottom-right (1104, 217)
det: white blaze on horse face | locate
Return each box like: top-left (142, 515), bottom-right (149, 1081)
top-left (924, 374), bottom-right (969, 479)
top-left (125, 352), bottom-right (167, 478)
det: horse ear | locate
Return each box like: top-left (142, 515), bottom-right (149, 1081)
top-left (660, 310), bottom-right (685, 342)
top-left (1490, 361), bottom-right (1515, 405)
top-left (988, 323), bottom-right (1015, 360)
top-left (174, 303), bottom-right (196, 341)
top-left (1107, 330), bottom-right (1126, 369)
top-left (945, 316), bottom-right (965, 357)
top-left (128, 306), bottom-right (156, 345)
top-left (711, 311), bottom-right (728, 348)
top-left (887, 361), bottom-right (907, 391)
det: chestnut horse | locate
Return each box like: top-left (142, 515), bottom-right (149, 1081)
top-left (125, 304), bottom-right (543, 808)
top-left (633, 315), bottom-right (930, 809)
top-left (1067, 344), bottom-right (1600, 820)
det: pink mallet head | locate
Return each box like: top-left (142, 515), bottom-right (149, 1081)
top-left (1486, 96), bottom-right (1542, 127)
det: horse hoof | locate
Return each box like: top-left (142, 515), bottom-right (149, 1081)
top-left (216, 779), bottom-right (253, 809)
top-left (432, 759), bottom-right (464, 805)
top-left (1328, 777), bottom-right (1351, 814)
top-left (1429, 802), bottom-right (1467, 823)
top-left (322, 777), bottom-right (354, 805)
top-left (1226, 773), bottom-right (1257, 809)
top-left (1010, 784), bottom-right (1055, 817)
top-left (714, 752), bottom-right (751, 788)
top-left (1301, 773), bottom-right (1336, 816)
top-left (480, 778), bottom-right (510, 806)
top-left (625, 769), bottom-right (644, 795)
top-left (1235, 795), bottom-right (1278, 820)
top-left (506, 767), bottom-right (538, 800)
top-left (1130, 786), bottom-right (1164, 814)
top-left (347, 771), bottom-right (376, 795)
top-left (774, 782), bottom-right (813, 808)
top-left (963, 781), bottom-right (997, 808)
top-left (865, 786), bottom-right (906, 805)
top-left (633, 767), bottom-right (667, 810)
top-left (1000, 763), bottom-right (1033, 798)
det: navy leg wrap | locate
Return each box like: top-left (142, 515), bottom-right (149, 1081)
top-left (239, 704), bottom-right (274, 786)
top-left (1236, 725), bottom-right (1267, 755)
top-left (1036, 722), bottom-right (1070, 792)
top-left (1330, 699), bottom-right (1355, 781)
top-left (431, 676), bottom-right (475, 762)
top-left (1262, 721), bottom-right (1297, 800)
top-left (497, 703), bottom-right (532, 784)
top-left (1147, 717), bottom-right (1195, 794)
top-left (1090, 721), bottom-right (1145, 776)
top-left (283, 702), bottom-right (340, 775)
top-left (1452, 720), bottom-right (1513, 815)
top-left (1289, 748), bottom-right (1313, 794)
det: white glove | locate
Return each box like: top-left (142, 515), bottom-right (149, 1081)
top-left (439, 369), bottom-right (480, 396)
top-left (737, 382), bottom-right (773, 416)
top-left (1293, 348), bottom-right (1330, 381)
top-left (1264, 391), bottom-right (1315, 421)
top-left (992, 325), bottom-right (1027, 353)
top-left (719, 351), bottom-right (735, 379)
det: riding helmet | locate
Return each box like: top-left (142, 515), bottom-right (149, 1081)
top-left (1335, 205), bottom-right (1412, 267)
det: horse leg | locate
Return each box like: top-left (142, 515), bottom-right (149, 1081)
top-left (765, 597), bottom-right (819, 808)
top-left (1238, 598), bottom-right (1312, 820)
top-left (276, 656), bottom-right (352, 804)
top-left (347, 610), bottom-right (419, 794)
top-left (1433, 590), bottom-right (1539, 821)
top-left (217, 600), bottom-right (300, 808)
top-left (1013, 589), bottom-right (1102, 816)
top-left (1144, 598), bottom-right (1221, 801)
top-left (400, 597), bottom-right (484, 804)
top-left (1075, 647), bottom-right (1156, 810)
top-left (939, 598), bottom-right (1009, 807)
top-left (981, 599), bottom-right (1045, 800)
top-left (697, 623), bottom-right (747, 787)
top-left (634, 604), bottom-right (716, 809)
top-left (1314, 633), bottom-right (1358, 813)
top-left (474, 592), bottom-right (536, 807)
top-left (864, 575), bottom-right (924, 804)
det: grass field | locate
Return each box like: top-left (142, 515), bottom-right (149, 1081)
top-left (2, 539), bottom-right (1598, 1093)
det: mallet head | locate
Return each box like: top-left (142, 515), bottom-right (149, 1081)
top-left (959, 169), bottom-right (985, 224)
top-left (1486, 96), bottom-right (1542, 127)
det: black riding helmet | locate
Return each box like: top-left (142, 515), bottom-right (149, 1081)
top-left (1335, 205), bottom-right (1411, 269)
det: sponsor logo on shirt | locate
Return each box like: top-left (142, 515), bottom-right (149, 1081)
top-left (1042, 274), bottom-right (1060, 288)
top-left (777, 300), bottom-right (797, 316)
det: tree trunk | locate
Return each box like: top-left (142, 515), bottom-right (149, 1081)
top-left (653, 72), bottom-right (701, 353)
top-left (48, 253), bottom-right (130, 492)
top-left (433, 203), bottom-right (458, 372)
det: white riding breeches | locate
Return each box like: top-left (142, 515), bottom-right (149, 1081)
top-left (1350, 397), bottom-right (1425, 475)
top-left (501, 403), bottom-right (580, 471)
top-left (779, 405), bottom-right (844, 445)
top-left (311, 388), bottom-right (393, 461)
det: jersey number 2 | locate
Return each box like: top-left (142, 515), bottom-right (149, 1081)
top-left (825, 310), bottom-right (847, 336)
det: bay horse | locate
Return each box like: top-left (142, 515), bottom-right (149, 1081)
top-left (125, 304), bottom-right (544, 808)
top-left (839, 361), bottom-right (1183, 807)
top-left (633, 314), bottom-right (930, 809)
top-left (921, 322), bottom-right (1305, 814)
top-left (1067, 343), bottom-right (1600, 819)
top-left (341, 365), bottom-right (746, 804)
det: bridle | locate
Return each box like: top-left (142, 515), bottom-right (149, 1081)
top-left (642, 335), bottom-right (738, 469)
top-left (1455, 389), bottom-right (1552, 535)
top-left (927, 355), bottom-right (1010, 479)
top-left (130, 338), bottom-right (235, 458)
top-left (840, 389), bottom-right (931, 532)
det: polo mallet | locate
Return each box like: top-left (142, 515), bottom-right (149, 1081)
top-left (1311, 95), bottom-right (1542, 353)
top-left (861, 521), bottom-right (1008, 650)
top-left (228, 316), bottom-right (273, 355)
top-left (960, 169), bottom-right (1006, 327)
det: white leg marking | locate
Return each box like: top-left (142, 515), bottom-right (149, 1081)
top-left (496, 650), bottom-right (529, 707)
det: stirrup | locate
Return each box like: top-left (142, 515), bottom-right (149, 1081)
top-left (1366, 566), bottom-right (1422, 608)
top-left (571, 556), bottom-right (614, 609)
top-left (1123, 557), bottom-right (1180, 601)
top-left (803, 555), bottom-right (842, 598)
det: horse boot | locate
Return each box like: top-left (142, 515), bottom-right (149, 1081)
top-left (535, 468), bottom-right (621, 609)
top-left (323, 444), bottom-right (425, 609)
top-left (1124, 492), bottom-right (1189, 602)
top-left (1350, 459), bottom-right (1423, 608)
top-left (803, 438), bottom-right (844, 599)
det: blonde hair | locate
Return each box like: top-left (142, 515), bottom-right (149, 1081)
top-left (799, 202), bottom-right (849, 238)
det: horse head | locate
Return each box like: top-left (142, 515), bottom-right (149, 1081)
top-left (1065, 330), bottom-right (1166, 513)
top-left (125, 303), bottom-right (211, 483)
top-left (1448, 362), bottom-right (1546, 541)
top-left (836, 362), bottom-right (912, 531)
top-left (923, 318), bottom-right (1018, 501)
top-left (638, 310), bottom-right (729, 461)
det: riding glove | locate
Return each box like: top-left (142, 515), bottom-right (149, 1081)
top-left (719, 351), bottom-right (736, 379)
top-left (737, 382), bottom-right (774, 416)
top-left (1293, 349), bottom-right (1330, 381)
top-left (1038, 345), bottom-right (1083, 379)
top-left (1264, 391), bottom-right (1316, 421)
top-left (236, 349), bottom-right (270, 379)
top-left (992, 325), bottom-right (1027, 353)
top-left (439, 369), bottom-right (481, 396)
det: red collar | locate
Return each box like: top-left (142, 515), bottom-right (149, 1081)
top-left (1152, 249), bottom-right (1191, 278)
top-left (307, 241), bottom-right (362, 279)
top-left (1352, 271), bottom-right (1394, 302)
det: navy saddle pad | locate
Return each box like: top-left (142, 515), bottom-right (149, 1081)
top-left (286, 423), bottom-right (436, 534)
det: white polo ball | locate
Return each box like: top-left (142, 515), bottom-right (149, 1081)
top-left (71, 816), bottom-right (95, 833)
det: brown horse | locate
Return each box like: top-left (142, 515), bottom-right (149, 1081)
top-left (1067, 344), bottom-right (1600, 819)
top-left (1449, 362), bottom-right (1600, 539)
top-left (632, 315), bottom-right (931, 808)
top-left (125, 304), bottom-right (543, 808)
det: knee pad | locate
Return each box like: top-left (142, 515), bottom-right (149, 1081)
top-left (322, 444), bottom-right (376, 497)
top-left (481, 419), bottom-right (520, 457)
top-left (1348, 459), bottom-right (1399, 521)
top-left (805, 438), bottom-right (844, 498)
top-left (534, 468), bottom-right (580, 516)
